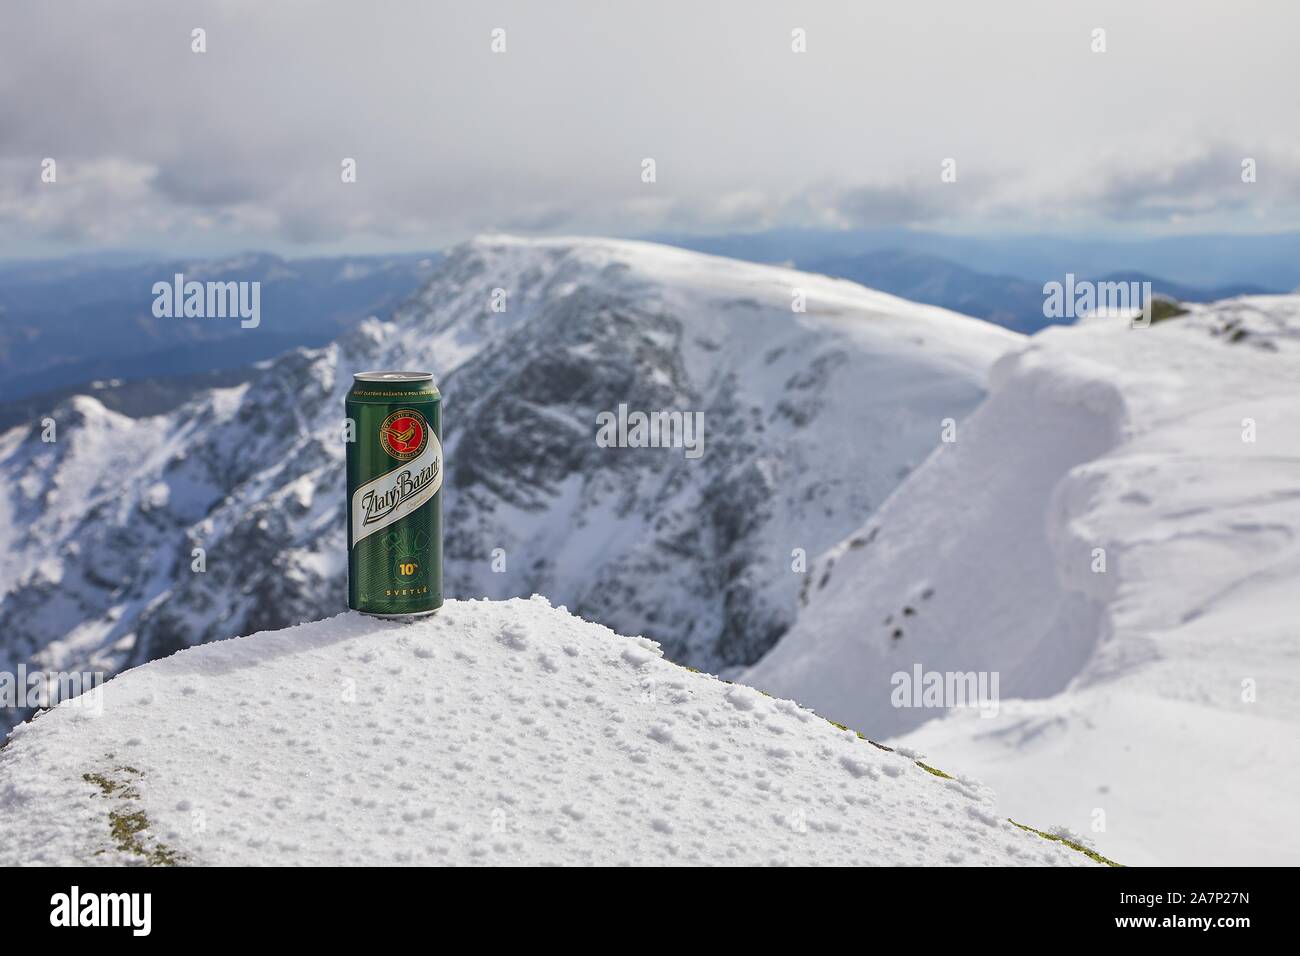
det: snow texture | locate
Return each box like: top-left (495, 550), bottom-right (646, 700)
top-left (745, 297), bottom-right (1300, 866)
top-left (0, 597), bottom-right (1098, 867)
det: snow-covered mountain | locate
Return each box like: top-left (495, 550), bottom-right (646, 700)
top-left (0, 597), bottom-right (1106, 866)
top-left (0, 236), bottom-right (1017, 729)
top-left (744, 296), bottom-right (1300, 865)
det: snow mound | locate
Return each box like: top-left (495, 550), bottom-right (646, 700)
top-left (0, 598), bottom-right (1100, 866)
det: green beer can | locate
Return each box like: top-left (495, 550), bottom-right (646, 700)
top-left (346, 371), bottom-right (443, 617)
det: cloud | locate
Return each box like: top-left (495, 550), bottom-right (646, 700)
top-left (0, 158), bottom-right (162, 243)
top-left (1069, 144), bottom-right (1300, 222)
top-left (2, 1), bottom-right (1299, 254)
top-left (982, 142), bottom-right (1300, 230)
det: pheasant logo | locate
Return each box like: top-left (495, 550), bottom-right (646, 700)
top-left (379, 409), bottom-right (428, 461)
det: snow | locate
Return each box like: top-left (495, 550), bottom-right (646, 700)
top-left (0, 235), bottom-right (1020, 708)
top-left (9, 236), bottom-right (1290, 865)
top-left (743, 296), bottom-right (1300, 866)
top-left (421, 238), bottom-right (1017, 669)
top-left (0, 597), bottom-right (1099, 866)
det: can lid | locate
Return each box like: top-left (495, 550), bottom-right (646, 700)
top-left (353, 371), bottom-right (434, 382)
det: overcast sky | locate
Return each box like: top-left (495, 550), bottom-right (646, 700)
top-left (2, 0), bottom-right (1298, 258)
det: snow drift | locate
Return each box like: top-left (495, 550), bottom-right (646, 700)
top-left (0, 597), bottom-right (1103, 866)
top-left (745, 296), bottom-right (1300, 866)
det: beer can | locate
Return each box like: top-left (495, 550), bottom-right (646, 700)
top-left (346, 371), bottom-right (443, 617)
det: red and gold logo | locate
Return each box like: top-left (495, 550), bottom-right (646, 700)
top-left (379, 409), bottom-right (428, 461)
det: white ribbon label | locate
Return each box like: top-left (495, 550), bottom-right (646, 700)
top-left (351, 434), bottom-right (443, 549)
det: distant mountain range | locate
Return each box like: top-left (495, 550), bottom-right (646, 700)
top-left (0, 252), bottom-right (440, 402)
top-left (648, 227), bottom-right (1300, 291)
top-left (797, 251), bottom-right (1271, 333)
top-left (3, 229), bottom-right (1293, 411)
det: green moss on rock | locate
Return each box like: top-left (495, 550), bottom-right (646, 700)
top-left (1008, 819), bottom-right (1122, 867)
top-left (83, 766), bottom-right (183, 866)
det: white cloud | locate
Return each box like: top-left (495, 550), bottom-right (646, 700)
top-left (1, 0), bottom-right (1298, 254)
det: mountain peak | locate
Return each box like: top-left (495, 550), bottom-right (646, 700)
top-left (0, 239), bottom-right (1021, 732)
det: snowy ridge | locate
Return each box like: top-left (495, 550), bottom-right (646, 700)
top-left (744, 329), bottom-right (1130, 729)
top-left (0, 236), bottom-right (1019, 729)
top-left (745, 296), bottom-right (1300, 865)
top-left (0, 597), bottom-right (1103, 866)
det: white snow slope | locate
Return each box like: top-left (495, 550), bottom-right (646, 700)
top-left (0, 597), bottom-right (1104, 866)
top-left (744, 297), bottom-right (1300, 866)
